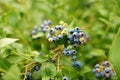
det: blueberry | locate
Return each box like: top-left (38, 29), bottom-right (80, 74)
top-left (92, 69), bottom-right (96, 74)
top-left (62, 76), bottom-right (68, 80)
top-left (95, 72), bottom-right (104, 78)
top-left (71, 50), bottom-right (77, 55)
top-left (26, 72), bottom-right (32, 80)
top-left (50, 28), bottom-right (55, 35)
top-left (47, 20), bottom-right (52, 25)
top-left (103, 70), bottom-right (114, 79)
top-left (31, 30), bottom-right (37, 35)
top-left (95, 64), bottom-right (100, 68)
top-left (72, 55), bottom-right (76, 60)
top-left (34, 26), bottom-right (38, 31)
top-left (68, 35), bottom-right (74, 40)
top-left (78, 32), bottom-right (84, 37)
top-left (34, 66), bottom-right (40, 71)
top-left (75, 61), bottom-right (82, 69)
top-left (72, 62), bottom-right (76, 67)
top-left (66, 51), bottom-right (71, 55)
top-left (58, 25), bottom-right (63, 30)
top-left (64, 46), bottom-right (70, 51)
top-left (53, 37), bottom-right (58, 42)
top-left (73, 38), bottom-right (79, 43)
top-left (103, 61), bottom-right (110, 67)
top-left (104, 68), bottom-right (111, 73)
top-left (58, 34), bottom-right (63, 40)
top-left (75, 27), bottom-right (81, 33)
top-left (55, 25), bottom-right (59, 30)
top-left (69, 29), bottom-right (74, 34)
top-left (62, 51), bottom-right (67, 56)
top-left (73, 32), bottom-right (79, 37)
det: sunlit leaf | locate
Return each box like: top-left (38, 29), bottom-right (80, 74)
top-left (0, 38), bottom-right (19, 48)
top-left (2, 64), bottom-right (21, 80)
top-left (109, 28), bottom-right (120, 78)
top-left (0, 56), bottom-right (11, 71)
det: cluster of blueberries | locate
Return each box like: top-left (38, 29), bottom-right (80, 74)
top-left (62, 46), bottom-right (82, 69)
top-left (47, 24), bottom-right (67, 42)
top-left (31, 20), bottom-right (52, 35)
top-left (68, 27), bottom-right (89, 47)
top-left (26, 65), bottom-right (40, 80)
top-left (40, 20), bottom-right (52, 32)
top-left (92, 61), bottom-right (114, 79)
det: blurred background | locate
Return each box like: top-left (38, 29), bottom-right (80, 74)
top-left (0, 0), bottom-right (120, 79)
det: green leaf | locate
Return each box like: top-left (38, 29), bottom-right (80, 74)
top-left (68, 20), bottom-right (75, 28)
top-left (34, 55), bottom-right (47, 63)
top-left (0, 38), bottom-right (19, 48)
top-left (109, 28), bottom-right (120, 78)
top-left (89, 49), bottom-right (105, 56)
top-left (41, 43), bottom-right (48, 54)
top-left (40, 63), bottom-right (56, 78)
top-left (0, 56), bottom-right (11, 72)
top-left (42, 76), bottom-right (50, 80)
top-left (32, 32), bottom-right (44, 39)
top-left (2, 64), bottom-right (21, 80)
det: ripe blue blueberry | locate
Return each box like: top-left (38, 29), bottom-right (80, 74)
top-left (58, 25), bottom-right (63, 30)
top-left (26, 72), bottom-right (32, 80)
top-left (73, 38), bottom-right (79, 43)
top-left (55, 25), bottom-right (59, 30)
top-left (104, 68), bottom-right (111, 73)
top-left (66, 51), bottom-right (71, 55)
top-left (53, 37), bottom-right (58, 42)
top-left (92, 69), bottom-right (96, 74)
top-left (58, 34), bottom-right (63, 40)
top-left (103, 61), bottom-right (110, 67)
top-left (95, 72), bottom-right (104, 78)
top-left (62, 76), bottom-right (68, 80)
top-left (69, 29), bottom-right (74, 34)
top-left (50, 28), bottom-right (55, 35)
top-left (73, 32), bottom-right (79, 37)
top-left (64, 46), bottom-right (70, 51)
top-left (34, 66), bottom-right (40, 71)
top-left (75, 61), bottom-right (82, 69)
top-left (31, 30), bottom-right (37, 35)
top-left (68, 35), bottom-right (74, 41)
top-left (71, 50), bottom-right (77, 55)
top-left (72, 62), bottom-right (76, 67)
top-left (95, 64), bottom-right (100, 68)
top-left (62, 51), bottom-right (67, 56)
top-left (72, 55), bottom-right (76, 60)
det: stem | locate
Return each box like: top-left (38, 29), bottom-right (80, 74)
top-left (57, 51), bottom-right (61, 71)
top-left (23, 62), bottom-right (37, 80)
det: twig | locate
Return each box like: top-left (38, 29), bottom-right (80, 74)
top-left (23, 62), bottom-right (37, 80)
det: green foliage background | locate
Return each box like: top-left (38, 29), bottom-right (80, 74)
top-left (0, 0), bottom-right (120, 80)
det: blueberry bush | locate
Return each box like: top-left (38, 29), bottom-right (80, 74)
top-left (0, 0), bottom-right (120, 80)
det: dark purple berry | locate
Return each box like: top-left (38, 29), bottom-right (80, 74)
top-left (72, 55), bottom-right (76, 60)
top-left (34, 66), bottom-right (40, 71)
